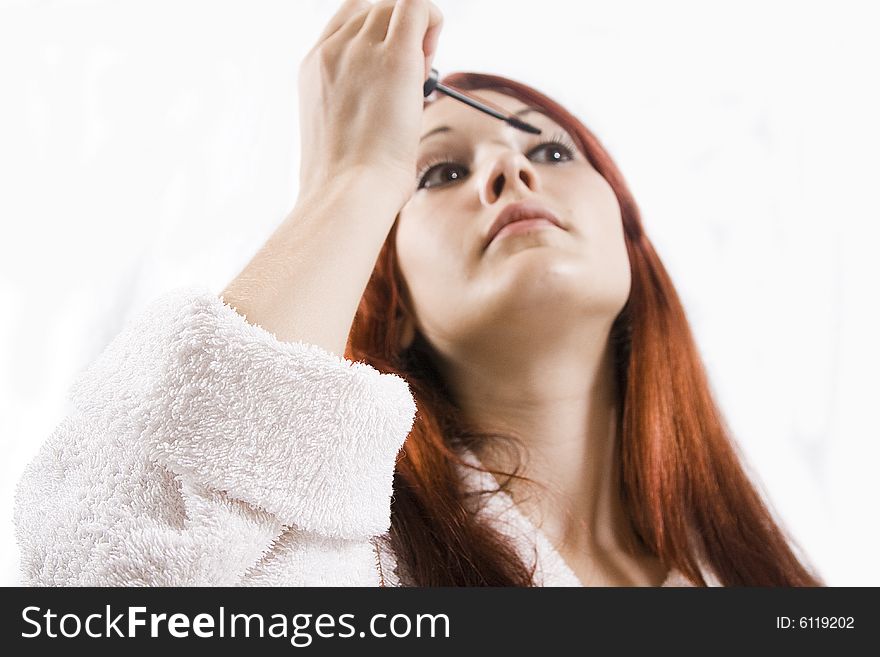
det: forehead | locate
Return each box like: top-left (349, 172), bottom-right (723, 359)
top-left (421, 89), bottom-right (559, 134)
top-left (423, 89), bottom-right (522, 118)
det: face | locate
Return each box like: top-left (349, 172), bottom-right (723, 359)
top-left (394, 90), bottom-right (631, 357)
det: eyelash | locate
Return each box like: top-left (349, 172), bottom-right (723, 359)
top-left (415, 130), bottom-right (579, 190)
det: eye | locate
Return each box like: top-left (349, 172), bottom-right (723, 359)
top-left (530, 133), bottom-right (578, 164)
top-left (415, 130), bottom-right (578, 191)
top-left (415, 153), bottom-right (463, 191)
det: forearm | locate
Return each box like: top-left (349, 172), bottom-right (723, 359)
top-left (220, 170), bottom-right (404, 356)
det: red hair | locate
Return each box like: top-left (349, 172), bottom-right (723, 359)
top-left (345, 71), bottom-right (824, 587)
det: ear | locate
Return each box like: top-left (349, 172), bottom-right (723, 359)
top-left (398, 314), bottom-right (416, 351)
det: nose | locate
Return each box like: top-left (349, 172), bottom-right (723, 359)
top-left (480, 149), bottom-right (539, 205)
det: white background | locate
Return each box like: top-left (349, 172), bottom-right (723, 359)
top-left (1, 0), bottom-right (878, 586)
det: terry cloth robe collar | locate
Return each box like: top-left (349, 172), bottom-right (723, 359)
top-left (447, 447), bottom-right (718, 587)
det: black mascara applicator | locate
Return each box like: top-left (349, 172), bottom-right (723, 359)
top-left (423, 68), bottom-right (542, 135)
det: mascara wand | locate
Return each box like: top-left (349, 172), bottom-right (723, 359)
top-left (423, 68), bottom-right (542, 135)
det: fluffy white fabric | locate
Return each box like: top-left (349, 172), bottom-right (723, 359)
top-left (13, 286), bottom-right (713, 587)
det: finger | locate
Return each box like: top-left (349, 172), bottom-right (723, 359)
top-left (385, 0), bottom-right (431, 50)
top-left (422, 2), bottom-right (443, 78)
top-left (360, 0), bottom-right (398, 43)
top-left (424, 0), bottom-right (444, 46)
top-left (315, 0), bottom-right (371, 45)
top-left (325, 3), bottom-right (374, 48)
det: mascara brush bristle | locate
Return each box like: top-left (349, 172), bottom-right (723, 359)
top-left (506, 116), bottom-right (542, 134)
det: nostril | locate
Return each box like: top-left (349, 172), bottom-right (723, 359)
top-left (493, 174), bottom-right (504, 198)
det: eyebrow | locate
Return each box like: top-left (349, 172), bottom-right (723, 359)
top-left (419, 107), bottom-right (543, 143)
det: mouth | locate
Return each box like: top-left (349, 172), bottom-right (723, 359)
top-left (483, 200), bottom-right (566, 251)
top-left (490, 217), bottom-right (561, 245)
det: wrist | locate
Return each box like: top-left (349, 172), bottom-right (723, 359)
top-left (298, 166), bottom-right (413, 215)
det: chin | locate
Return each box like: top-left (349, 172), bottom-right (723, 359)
top-left (500, 248), bottom-right (584, 279)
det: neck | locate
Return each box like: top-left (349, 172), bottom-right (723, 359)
top-left (438, 323), bottom-right (640, 557)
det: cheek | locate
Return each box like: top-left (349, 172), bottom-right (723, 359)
top-left (579, 171), bottom-right (623, 237)
top-left (395, 213), bottom-right (472, 312)
top-left (396, 208), bottom-right (463, 274)
top-left (600, 174), bottom-right (622, 217)
top-left (592, 179), bottom-right (631, 290)
top-left (565, 170), bottom-right (628, 269)
top-left (395, 216), bottom-right (441, 295)
top-left (393, 219), bottom-right (416, 283)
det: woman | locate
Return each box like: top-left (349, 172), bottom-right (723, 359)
top-left (13, 0), bottom-right (822, 587)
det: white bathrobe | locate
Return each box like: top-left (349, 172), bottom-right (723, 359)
top-left (12, 286), bottom-right (716, 587)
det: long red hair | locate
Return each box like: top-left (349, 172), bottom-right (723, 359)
top-left (345, 71), bottom-right (823, 587)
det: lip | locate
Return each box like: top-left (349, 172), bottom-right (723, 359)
top-left (484, 200), bottom-right (565, 251)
